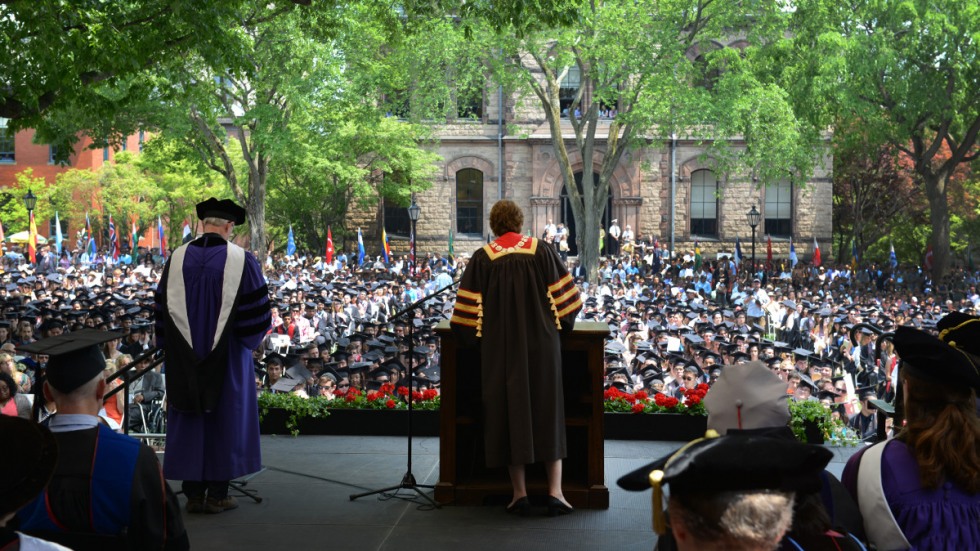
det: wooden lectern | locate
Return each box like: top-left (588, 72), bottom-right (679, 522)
top-left (434, 320), bottom-right (610, 509)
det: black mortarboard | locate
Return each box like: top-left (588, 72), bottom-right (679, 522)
top-left (893, 325), bottom-right (980, 392)
top-left (262, 353), bottom-right (286, 366)
top-left (18, 329), bottom-right (124, 393)
top-left (271, 377), bottom-right (302, 393)
top-left (196, 197), bottom-right (247, 224)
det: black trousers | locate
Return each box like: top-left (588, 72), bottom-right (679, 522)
top-left (182, 480), bottom-right (229, 500)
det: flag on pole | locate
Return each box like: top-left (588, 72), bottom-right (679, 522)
top-left (86, 212), bottom-right (96, 257)
top-left (766, 235), bottom-right (773, 271)
top-left (693, 241), bottom-right (702, 272)
top-left (157, 215), bottom-right (167, 259)
top-left (357, 228), bottom-right (365, 266)
top-left (851, 239), bottom-right (859, 269)
top-left (381, 228), bottom-right (391, 263)
top-left (889, 242), bottom-right (898, 269)
top-left (325, 227), bottom-right (334, 265)
top-left (734, 236), bottom-right (743, 268)
top-left (108, 215), bottom-right (119, 261)
top-left (130, 219), bottom-right (139, 264)
top-left (286, 225), bottom-right (296, 256)
top-left (0, 217), bottom-right (5, 247)
top-left (812, 236), bottom-right (821, 267)
top-left (54, 211), bottom-right (63, 255)
top-left (924, 243), bottom-right (934, 271)
top-left (27, 211), bottom-right (37, 264)
top-left (789, 238), bottom-right (798, 268)
top-left (448, 226), bottom-right (455, 261)
top-left (411, 228), bottom-right (418, 269)
top-left (182, 219), bottom-right (192, 244)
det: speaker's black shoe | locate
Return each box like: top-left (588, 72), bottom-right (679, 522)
top-left (506, 496), bottom-right (531, 517)
top-left (546, 496), bottom-right (574, 517)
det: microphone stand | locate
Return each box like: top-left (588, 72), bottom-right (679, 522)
top-left (350, 277), bottom-right (460, 507)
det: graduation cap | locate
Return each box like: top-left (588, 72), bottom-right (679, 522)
top-left (705, 360), bottom-right (791, 434)
top-left (286, 364), bottom-right (313, 382)
top-left (262, 353), bottom-right (286, 366)
top-left (893, 325), bottom-right (980, 392)
top-left (18, 329), bottom-right (124, 393)
top-left (271, 377), bottom-right (302, 393)
top-left (196, 197), bottom-right (247, 224)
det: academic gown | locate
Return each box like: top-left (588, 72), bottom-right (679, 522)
top-left (16, 422), bottom-right (189, 550)
top-left (842, 439), bottom-right (979, 550)
top-left (451, 233), bottom-right (582, 468)
top-left (155, 233), bottom-right (271, 482)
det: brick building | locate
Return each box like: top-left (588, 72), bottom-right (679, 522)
top-left (0, 119), bottom-right (146, 239)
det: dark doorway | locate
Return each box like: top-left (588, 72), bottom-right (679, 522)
top-left (560, 172), bottom-right (612, 256)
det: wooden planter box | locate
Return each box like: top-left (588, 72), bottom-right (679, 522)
top-left (603, 413), bottom-right (708, 441)
top-left (260, 408), bottom-right (440, 437)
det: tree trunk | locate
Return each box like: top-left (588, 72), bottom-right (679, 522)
top-left (923, 172), bottom-right (951, 280)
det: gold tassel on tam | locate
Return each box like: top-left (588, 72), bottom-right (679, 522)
top-left (650, 470), bottom-right (666, 535)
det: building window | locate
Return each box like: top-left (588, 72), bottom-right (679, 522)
top-left (103, 147), bottom-right (109, 162)
top-left (49, 145), bottom-right (57, 164)
top-left (383, 199), bottom-right (411, 238)
top-left (456, 168), bottom-right (483, 236)
top-left (121, 139), bottom-right (127, 152)
top-left (559, 65), bottom-right (581, 118)
top-left (456, 85), bottom-right (483, 120)
top-left (765, 179), bottom-right (792, 237)
top-left (0, 119), bottom-right (14, 163)
top-left (690, 169), bottom-right (718, 237)
top-left (139, 130), bottom-right (145, 152)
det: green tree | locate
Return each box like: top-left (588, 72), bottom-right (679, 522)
top-left (268, 111), bottom-right (439, 253)
top-left (477, 0), bottom-right (813, 281)
top-left (777, 0), bottom-right (980, 279)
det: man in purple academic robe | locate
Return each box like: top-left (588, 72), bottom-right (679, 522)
top-left (155, 198), bottom-right (271, 514)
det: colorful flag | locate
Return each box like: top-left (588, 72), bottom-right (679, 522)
top-left (448, 226), bottom-right (454, 261)
top-left (411, 229), bottom-right (417, 271)
top-left (286, 225), bottom-right (296, 256)
top-left (54, 211), bottom-right (63, 255)
top-left (0, 217), bottom-right (5, 247)
top-left (889, 242), bottom-right (898, 269)
top-left (182, 219), bottom-right (192, 244)
top-left (924, 243), bottom-right (934, 271)
top-left (86, 212), bottom-right (96, 256)
top-left (851, 239), bottom-right (859, 269)
top-left (693, 241), bottom-right (702, 272)
top-left (325, 227), bottom-right (334, 265)
top-left (381, 228), bottom-right (391, 263)
top-left (130, 219), bottom-right (139, 264)
top-left (766, 235), bottom-right (773, 271)
top-left (789, 238), bottom-right (798, 268)
top-left (733, 236), bottom-right (742, 268)
top-left (357, 228), bottom-right (365, 266)
top-left (108, 215), bottom-right (119, 261)
top-left (27, 211), bottom-right (37, 264)
top-left (157, 215), bottom-right (167, 258)
top-left (812, 236), bottom-right (821, 267)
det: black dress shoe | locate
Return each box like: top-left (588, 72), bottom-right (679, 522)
top-left (546, 496), bottom-right (574, 517)
top-left (506, 496), bottom-right (531, 516)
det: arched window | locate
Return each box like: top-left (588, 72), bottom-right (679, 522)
top-left (765, 180), bottom-right (792, 237)
top-left (0, 118), bottom-right (15, 163)
top-left (456, 168), bottom-right (483, 236)
top-left (690, 169), bottom-right (718, 237)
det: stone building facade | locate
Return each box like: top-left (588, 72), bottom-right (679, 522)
top-left (363, 92), bottom-right (833, 266)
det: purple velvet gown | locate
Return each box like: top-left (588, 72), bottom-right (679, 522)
top-left (842, 440), bottom-right (980, 550)
top-left (155, 234), bottom-right (271, 482)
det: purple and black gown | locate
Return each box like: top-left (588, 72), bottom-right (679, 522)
top-left (842, 439), bottom-right (979, 551)
top-left (155, 233), bottom-right (271, 483)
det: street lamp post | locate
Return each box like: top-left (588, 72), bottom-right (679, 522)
top-left (23, 189), bottom-right (37, 264)
top-left (407, 197), bottom-right (421, 278)
top-left (747, 205), bottom-right (760, 275)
